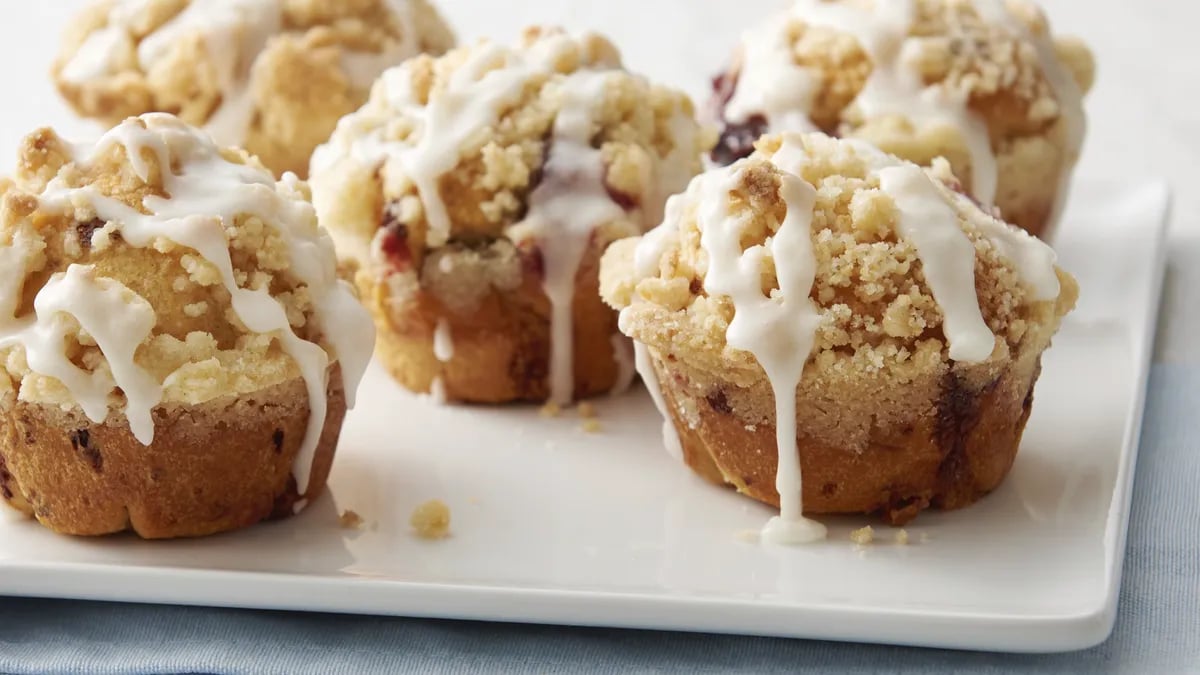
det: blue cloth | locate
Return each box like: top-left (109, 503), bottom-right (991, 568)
top-left (1, 366), bottom-right (1196, 674)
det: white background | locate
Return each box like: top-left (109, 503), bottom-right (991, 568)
top-left (1, 0), bottom-right (1194, 363)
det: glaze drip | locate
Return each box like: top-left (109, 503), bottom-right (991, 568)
top-left (510, 72), bottom-right (625, 405)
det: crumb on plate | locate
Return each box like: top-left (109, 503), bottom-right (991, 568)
top-left (339, 509), bottom-right (364, 530)
top-left (850, 525), bottom-right (875, 545)
top-left (411, 499), bottom-right (451, 540)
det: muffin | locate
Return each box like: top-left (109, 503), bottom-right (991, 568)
top-left (310, 27), bottom-right (711, 405)
top-left (53, 0), bottom-right (456, 178)
top-left (601, 132), bottom-right (1077, 541)
top-left (709, 0), bottom-right (1094, 239)
top-left (0, 113), bottom-right (376, 539)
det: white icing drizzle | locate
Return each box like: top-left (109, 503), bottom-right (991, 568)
top-left (696, 155), bottom-right (827, 545)
top-left (878, 164), bottom-right (995, 362)
top-left (972, 0), bottom-right (1086, 235)
top-left (433, 318), bottom-right (454, 362)
top-left (608, 334), bottom-right (637, 397)
top-left (318, 37), bottom-right (583, 249)
top-left (0, 265), bottom-right (161, 443)
top-left (628, 337), bottom-right (683, 461)
top-left (633, 193), bottom-right (685, 279)
top-left (650, 101), bottom-right (709, 225)
top-left (429, 376), bottom-right (447, 404)
top-left (512, 72), bottom-right (625, 405)
top-left (142, 0), bottom-right (281, 146)
top-left (729, 0), bottom-right (999, 206)
top-left (724, 18), bottom-right (820, 134)
top-left (59, 25), bottom-right (133, 84)
top-left (3, 115), bottom-right (374, 503)
top-left (973, 212), bottom-right (1060, 300)
top-left (62, 0), bottom-right (283, 146)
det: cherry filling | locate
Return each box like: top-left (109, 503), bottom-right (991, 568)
top-left (517, 240), bottom-right (545, 281)
top-left (75, 218), bottom-right (105, 249)
top-left (708, 70), bottom-right (769, 166)
top-left (378, 207), bottom-right (413, 272)
top-left (712, 114), bottom-right (769, 167)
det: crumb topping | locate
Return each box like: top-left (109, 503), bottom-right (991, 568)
top-left (0, 115), bottom-right (375, 445)
top-left (602, 133), bottom-right (1078, 387)
top-left (311, 26), bottom-right (712, 307)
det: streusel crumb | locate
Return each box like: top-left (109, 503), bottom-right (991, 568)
top-left (410, 499), bottom-right (451, 539)
top-left (850, 525), bottom-right (875, 545)
top-left (339, 509), bottom-right (365, 530)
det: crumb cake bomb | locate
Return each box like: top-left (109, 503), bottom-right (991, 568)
top-left (0, 114), bottom-right (375, 538)
top-left (310, 28), bottom-right (711, 405)
top-left (709, 0), bottom-right (1094, 238)
top-left (53, 0), bottom-right (456, 178)
top-left (601, 133), bottom-right (1077, 542)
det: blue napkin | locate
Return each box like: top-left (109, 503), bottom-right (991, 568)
top-left (1, 366), bottom-right (1196, 675)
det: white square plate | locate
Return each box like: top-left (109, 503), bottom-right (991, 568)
top-left (0, 179), bottom-right (1168, 653)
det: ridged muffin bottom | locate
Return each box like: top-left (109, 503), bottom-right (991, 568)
top-left (645, 347), bottom-right (1043, 525)
top-left (0, 367), bottom-right (346, 539)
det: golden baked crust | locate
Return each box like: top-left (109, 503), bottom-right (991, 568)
top-left (0, 367), bottom-right (345, 538)
top-left (601, 132), bottom-right (1077, 523)
top-left (369, 240), bottom-right (624, 402)
top-left (710, 0), bottom-right (1095, 237)
top-left (53, 0), bottom-right (455, 177)
top-left (646, 337), bottom-right (1038, 524)
top-left (312, 27), bottom-right (711, 403)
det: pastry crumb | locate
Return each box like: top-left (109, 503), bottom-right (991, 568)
top-left (895, 528), bottom-right (910, 546)
top-left (577, 402), bottom-right (597, 419)
top-left (410, 499), bottom-right (451, 540)
top-left (581, 418), bottom-right (602, 433)
top-left (539, 402), bottom-right (562, 418)
top-left (338, 509), bottom-right (364, 530)
top-left (850, 525), bottom-right (875, 545)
